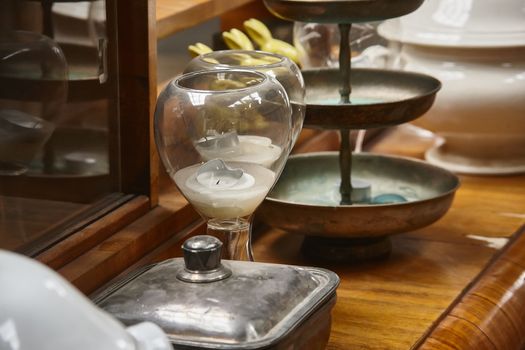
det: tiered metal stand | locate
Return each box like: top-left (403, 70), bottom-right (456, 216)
top-left (258, 0), bottom-right (460, 261)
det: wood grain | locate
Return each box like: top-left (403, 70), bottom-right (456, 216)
top-left (417, 226), bottom-right (525, 350)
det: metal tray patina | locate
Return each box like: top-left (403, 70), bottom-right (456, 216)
top-left (302, 68), bottom-right (441, 129)
top-left (259, 0), bottom-right (451, 262)
top-left (257, 152), bottom-right (460, 261)
top-left (95, 235), bottom-right (340, 350)
top-left (263, 0), bottom-right (425, 23)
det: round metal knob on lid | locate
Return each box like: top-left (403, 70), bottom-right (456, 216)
top-left (177, 235), bottom-right (232, 283)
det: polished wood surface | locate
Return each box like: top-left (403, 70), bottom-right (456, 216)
top-left (156, 0), bottom-right (255, 39)
top-left (116, 0), bottom-right (159, 203)
top-left (417, 225), bottom-right (525, 350)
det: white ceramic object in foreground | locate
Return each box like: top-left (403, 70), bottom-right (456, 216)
top-left (0, 250), bottom-right (173, 350)
top-left (379, 0), bottom-right (525, 174)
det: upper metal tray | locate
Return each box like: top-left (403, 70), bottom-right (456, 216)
top-left (302, 68), bottom-right (441, 129)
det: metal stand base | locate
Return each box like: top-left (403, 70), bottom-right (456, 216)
top-left (302, 236), bottom-right (392, 262)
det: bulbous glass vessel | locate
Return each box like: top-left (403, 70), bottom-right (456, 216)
top-left (0, 31), bottom-right (68, 175)
top-left (184, 50), bottom-right (305, 147)
top-left (155, 69), bottom-right (293, 261)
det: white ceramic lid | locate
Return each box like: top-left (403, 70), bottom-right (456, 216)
top-left (378, 0), bottom-right (525, 47)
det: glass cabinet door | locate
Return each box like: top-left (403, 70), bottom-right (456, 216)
top-left (0, 0), bottom-right (125, 255)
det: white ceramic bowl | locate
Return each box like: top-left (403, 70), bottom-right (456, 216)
top-left (379, 0), bottom-right (525, 48)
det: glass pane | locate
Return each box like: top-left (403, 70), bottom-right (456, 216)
top-left (0, 0), bottom-right (121, 255)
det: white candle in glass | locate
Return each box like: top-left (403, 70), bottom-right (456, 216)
top-left (196, 134), bottom-right (282, 168)
top-left (173, 160), bottom-right (275, 219)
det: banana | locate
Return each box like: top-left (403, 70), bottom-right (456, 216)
top-left (243, 18), bottom-right (300, 65)
top-left (188, 42), bottom-right (213, 58)
top-left (222, 28), bottom-right (254, 50)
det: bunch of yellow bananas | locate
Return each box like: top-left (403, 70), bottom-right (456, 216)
top-left (188, 18), bottom-right (300, 65)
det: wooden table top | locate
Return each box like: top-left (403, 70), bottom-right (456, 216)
top-left (252, 126), bottom-right (525, 349)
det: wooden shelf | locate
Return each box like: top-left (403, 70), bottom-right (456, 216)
top-left (156, 0), bottom-right (255, 39)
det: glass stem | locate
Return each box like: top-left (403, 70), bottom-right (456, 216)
top-left (206, 217), bottom-right (253, 261)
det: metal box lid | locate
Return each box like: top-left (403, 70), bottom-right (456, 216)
top-left (94, 235), bottom-right (339, 349)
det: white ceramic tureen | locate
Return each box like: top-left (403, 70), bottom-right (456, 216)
top-left (379, 0), bottom-right (525, 174)
top-left (0, 250), bottom-right (173, 350)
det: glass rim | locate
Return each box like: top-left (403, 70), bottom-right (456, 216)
top-left (172, 69), bottom-right (270, 93)
top-left (197, 50), bottom-right (288, 69)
